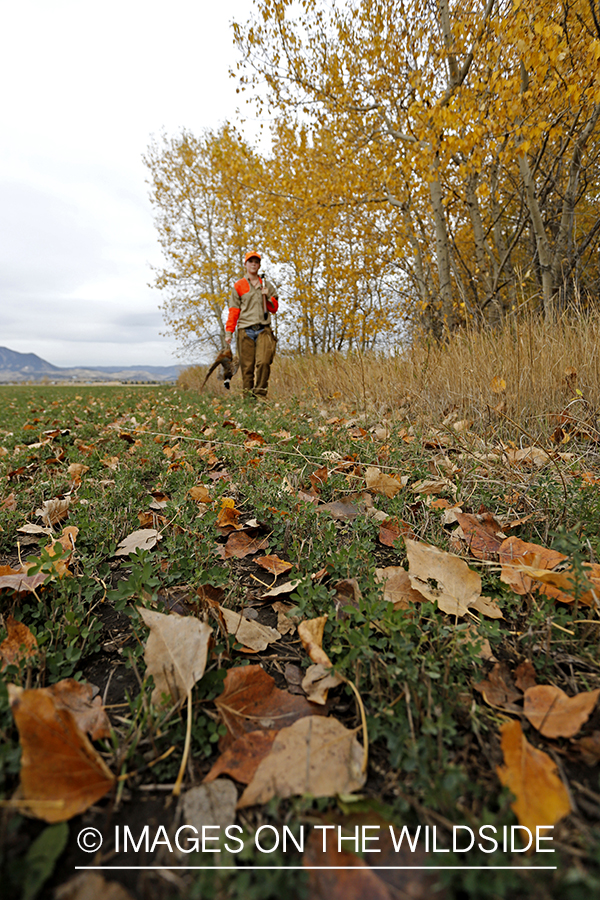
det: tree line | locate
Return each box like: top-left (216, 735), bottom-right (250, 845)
top-left (145, 0), bottom-right (600, 356)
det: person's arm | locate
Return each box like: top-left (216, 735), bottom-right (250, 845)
top-left (225, 282), bottom-right (243, 343)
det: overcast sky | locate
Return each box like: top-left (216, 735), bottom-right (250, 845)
top-left (1, 0), bottom-right (260, 368)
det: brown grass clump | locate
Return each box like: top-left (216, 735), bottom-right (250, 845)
top-left (178, 312), bottom-right (600, 440)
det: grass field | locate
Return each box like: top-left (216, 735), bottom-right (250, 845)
top-left (1, 370), bottom-right (600, 899)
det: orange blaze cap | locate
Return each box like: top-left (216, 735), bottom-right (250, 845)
top-left (244, 250), bottom-right (262, 263)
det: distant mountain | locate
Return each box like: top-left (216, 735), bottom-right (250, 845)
top-left (0, 347), bottom-right (181, 383)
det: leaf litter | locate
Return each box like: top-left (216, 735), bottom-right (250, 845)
top-left (1, 385), bottom-right (600, 896)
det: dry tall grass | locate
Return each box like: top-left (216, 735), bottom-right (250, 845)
top-left (178, 312), bottom-right (600, 440)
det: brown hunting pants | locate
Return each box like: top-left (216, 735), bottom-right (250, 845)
top-left (238, 326), bottom-right (277, 398)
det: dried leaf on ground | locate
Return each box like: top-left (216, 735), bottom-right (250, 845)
top-left (44, 679), bottom-right (111, 740)
top-left (298, 616), bottom-right (332, 666)
top-left (497, 719), bottom-right (572, 833)
top-left (215, 665), bottom-right (324, 748)
top-left (256, 554), bottom-right (293, 576)
top-left (513, 563), bottom-right (600, 607)
top-left (498, 536), bottom-right (566, 595)
top-left (188, 484), bottom-right (211, 503)
top-left (332, 578), bottom-right (362, 619)
top-left (262, 577), bottom-right (302, 597)
top-left (203, 731), bottom-right (278, 785)
top-left (365, 466), bottom-right (406, 498)
top-left (0, 566), bottom-right (48, 594)
top-left (305, 839), bottom-right (393, 900)
top-left (377, 517), bottom-right (415, 547)
top-left (406, 538), bottom-right (481, 617)
top-left (35, 498), bottom-right (70, 528)
top-left (216, 532), bottom-right (270, 559)
top-left (469, 595), bottom-right (503, 619)
top-left (115, 529), bottom-right (161, 557)
top-left (524, 685), bottom-right (600, 738)
top-left (453, 512), bottom-right (506, 560)
top-left (216, 498), bottom-right (243, 530)
top-left (572, 732), bottom-right (600, 766)
top-left (301, 664), bottom-right (343, 705)
top-left (1, 492), bottom-right (17, 511)
top-left (272, 601), bottom-right (300, 635)
top-left (318, 498), bottom-right (360, 520)
top-left (238, 716), bottom-right (366, 808)
top-left (375, 567), bottom-right (425, 610)
top-left (0, 615), bottom-right (38, 671)
top-left (473, 662), bottom-right (521, 708)
top-left (411, 478), bottom-right (456, 496)
top-left (8, 686), bottom-right (114, 822)
top-left (514, 661), bottom-right (537, 692)
top-left (138, 608), bottom-right (212, 705)
top-left (220, 606), bottom-right (280, 652)
top-left (17, 523), bottom-right (54, 536)
top-left (503, 446), bottom-right (551, 467)
top-left (457, 624), bottom-right (497, 661)
top-left (181, 779), bottom-right (238, 831)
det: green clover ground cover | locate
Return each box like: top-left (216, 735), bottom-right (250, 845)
top-left (0, 384), bottom-right (600, 900)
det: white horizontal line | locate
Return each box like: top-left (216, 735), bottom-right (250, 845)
top-left (75, 866), bottom-right (557, 871)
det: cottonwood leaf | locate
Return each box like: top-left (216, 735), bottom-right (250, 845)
top-left (220, 606), bottom-right (280, 652)
top-left (499, 537), bottom-right (566, 595)
top-left (0, 615), bottom-right (38, 671)
top-left (454, 512), bottom-right (506, 560)
top-left (216, 532), bottom-right (270, 559)
top-left (115, 529), bottom-right (161, 556)
top-left (189, 484), bottom-right (211, 503)
top-left (138, 608), bottom-right (212, 705)
top-left (203, 731), bottom-right (278, 785)
top-left (365, 466), bottom-right (406, 498)
top-left (473, 662), bottom-right (521, 709)
top-left (238, 716), bottom-right (366, 808)
top-left (375, 567), bottom-right (425, 610)
top-left (255, 554), bottom-right (293, 576)
top-left (0, 566), bottom-right (48, 594)
top-left (261, 578), bottom-right (303, 598)
top-left (215, 665), bottom-right (324, 748)
top-left (497, 719), bottom-right (571, 833)
top-left (298, 616), bottom-right (332, 666)
top-left (301, 664), bottom-right (343, 705)
top-left (35, 498), bottom-right (70, 528)
top-left (44, 679), bottom-right (111, 741)
top-left (8, 686), bottom-right (114, 823)
top-left (469, 595), bottom-right (504, 619)
top-left (405, 538), bottom-right (481, 617)
top-left (524, 685), bottom-right (600, 738)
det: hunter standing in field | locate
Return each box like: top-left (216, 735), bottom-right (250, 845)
top-left (224, 251), bottom-right (279, 400)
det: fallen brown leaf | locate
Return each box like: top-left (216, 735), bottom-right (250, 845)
top-left (0, 615), bottom-right (38, 671)
top-left (203, 730), bottom-right (278, 785)
top-left (8, 686), bottom-right (115, 822)
top-left (498, 537), bottom-right (567, 595)
top-left (524, 685), bottom-right (600, 739)
top-left (35, 497), bottom-right (70, 528)
top-left (115, 529), bottom-right (161, 556)
top-left (375, 567), bottom-right (425, 610)
top-left (237, 716), bottom-right (366, 808)
top-left (298, 616), bottom-right (332, 667)
top-left (255, 554), bottom-right (293, 577)
top-left (473, 662), bottom-right (521, 709)
top-left (514, 661), bottom-right (537, 692)
top-left (215, 665), bottom-right (324, 748)
top-left (44, 679), bottom-right (111, 741)
top-left (365, 466), bottom-right (406, 499)
top-left (454, 512), bottom-right (506, 560)
top-left (216, 532), bottom-right (270, 559)
top-left (405, 538), bottom-right (481, 617)
top-left (497, 719), bottom-right (572, 833)
top-left (220, 606), bottom-right (280, 652)
top-left (56, 872), bottom-right (134, 900)
top-left (138, 607), bottom-right (212, 705)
